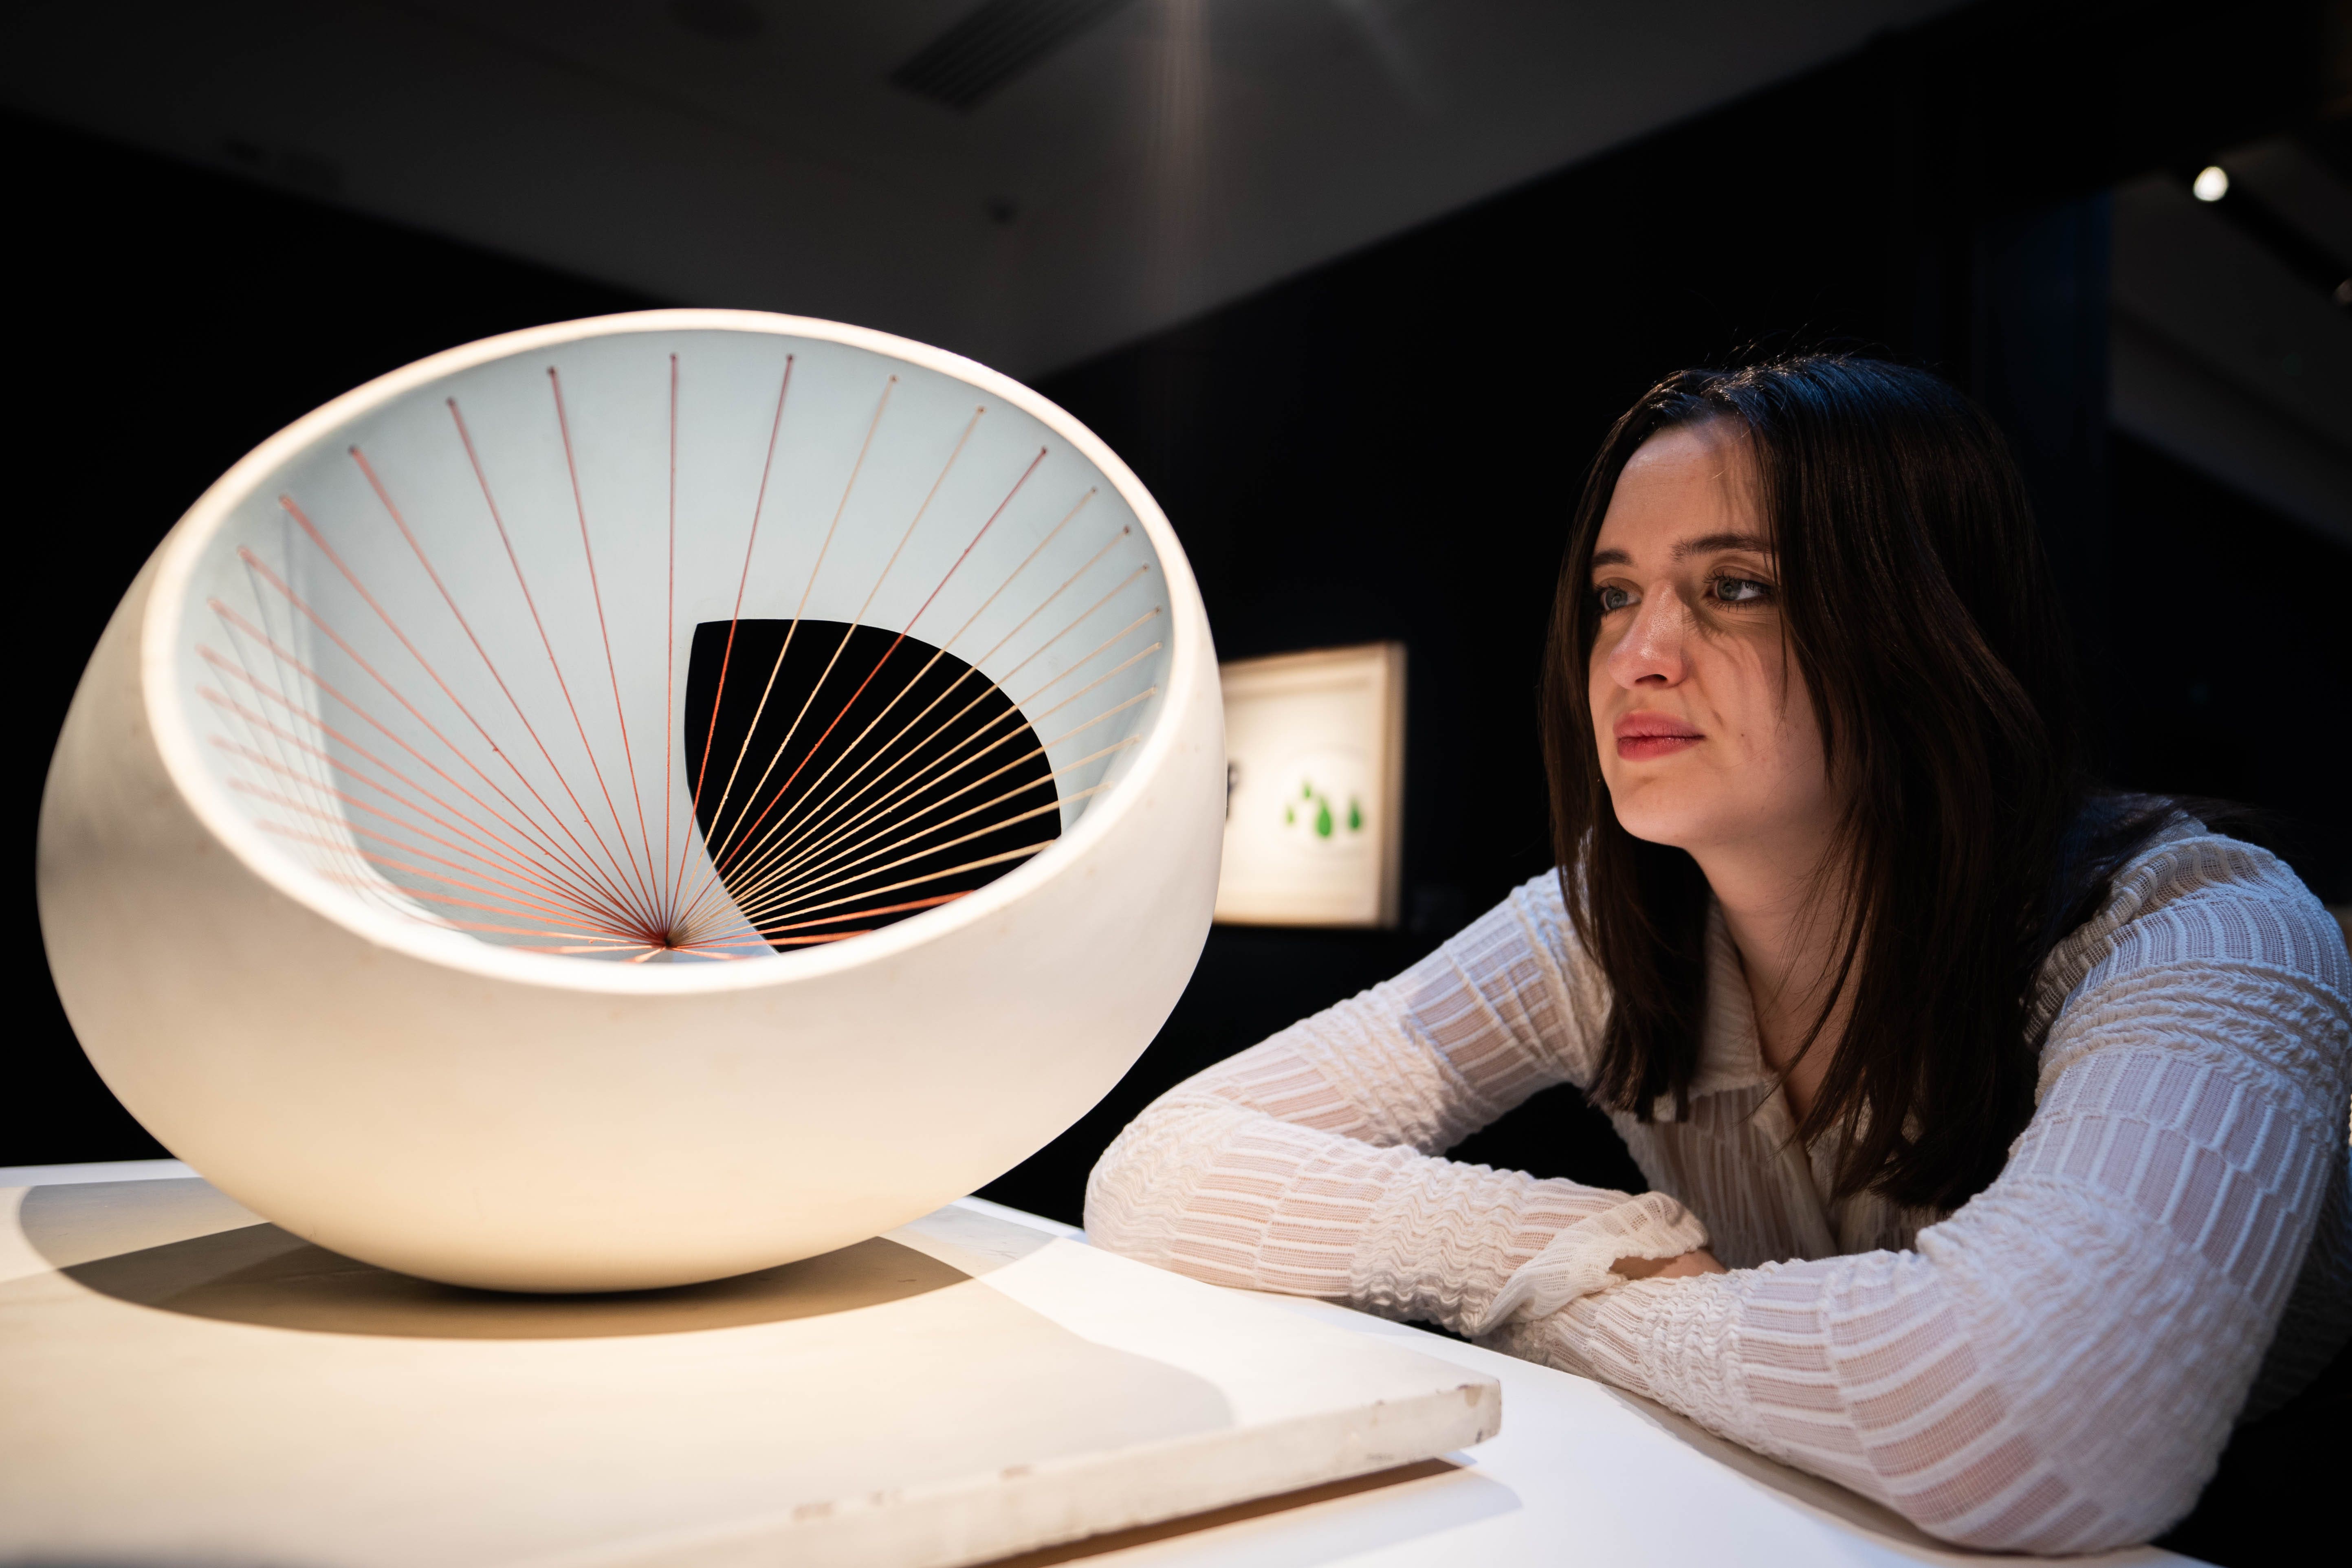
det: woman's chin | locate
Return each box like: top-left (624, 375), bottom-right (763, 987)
top-left (1617, 822), bottom-right (1701, 852)
top-left (1606, 781), bottom-right (1717, 852)
top-left (1610, 809), bottom-right (1707, 851)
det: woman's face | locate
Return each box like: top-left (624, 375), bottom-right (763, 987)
top-left (1586, 420), bottom-right (1836, 864)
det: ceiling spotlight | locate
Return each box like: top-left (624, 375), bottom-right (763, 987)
top-left (2192, 165), bottom-right (2230, 202)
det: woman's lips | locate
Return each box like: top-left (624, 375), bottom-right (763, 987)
top-left (1613, 713), bottom-right (1703, 761)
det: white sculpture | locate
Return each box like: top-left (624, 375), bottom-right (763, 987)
top-left (37, 311), bottom-right (1223, 1292)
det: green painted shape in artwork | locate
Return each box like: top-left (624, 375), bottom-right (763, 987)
top-left (1347, 798), bottom-right (1363, 832)
top-left (1315, 796), bottom-right (1333, 838)
top-left (1301, 779), bottom-right (1314, 800)
top-left (1284, 805), bottom-right (1295, 826)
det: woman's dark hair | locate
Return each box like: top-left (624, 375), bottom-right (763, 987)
top-left (1541, 354), bottom-right (2165, 1213)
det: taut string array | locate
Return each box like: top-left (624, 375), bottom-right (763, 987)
top-left (195, 352), bottom-right (1163, 961)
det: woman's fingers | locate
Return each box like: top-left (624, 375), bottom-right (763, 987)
top-left (1613, 1248), bottom-right (1728, 1280)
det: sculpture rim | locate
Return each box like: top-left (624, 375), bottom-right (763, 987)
top-left (137, 307), bottom-right (1206, 997)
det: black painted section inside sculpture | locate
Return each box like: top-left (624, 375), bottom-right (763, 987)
top-left (682, 620), bottom-right (1059, 952)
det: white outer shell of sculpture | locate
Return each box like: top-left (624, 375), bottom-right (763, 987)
top-left (36, 312), bottom-right (1224, 1292)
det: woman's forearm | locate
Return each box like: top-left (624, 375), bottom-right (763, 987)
top-left (1088, 873), bottom-right (1716, 1330)
top-left (1086, 1082), bottom-right (1707, 1334)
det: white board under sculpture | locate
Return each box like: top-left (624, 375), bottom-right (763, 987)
top-left (35, 310), bottom-right (1227, 1293)
top-left (0, 1175), bottom-right (1503, 1568)
top-left (1215, 642), bottom-right (1406, 928)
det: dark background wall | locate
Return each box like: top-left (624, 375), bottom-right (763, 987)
top-left (9, 0), bottom-right (2348, 1236)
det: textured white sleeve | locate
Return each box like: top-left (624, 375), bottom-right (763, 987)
top-left (1487, 857), bottom-right (2352, 1553)
top-left (1085, 873), bottom-right (1709, 1334)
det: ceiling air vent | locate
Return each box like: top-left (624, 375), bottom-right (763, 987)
top-left (889, 0), bottom-right (1136, 112)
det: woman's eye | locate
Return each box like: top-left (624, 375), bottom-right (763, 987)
top-left (1595, 585), bottom-right (1634, 613)
top-left (1711, 575), bottom-right (1772, 605)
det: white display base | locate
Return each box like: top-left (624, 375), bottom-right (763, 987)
top-left (0, 1171), bottom-right (1497, 1568)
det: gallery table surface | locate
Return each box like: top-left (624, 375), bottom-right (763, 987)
top-left (0, 1161), bottom-right (2199, 1568)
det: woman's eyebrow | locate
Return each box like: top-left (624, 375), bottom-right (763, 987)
top-left (1672, 531), bottom-right (1773, 560)
top-left (1590, 532), bottom-right (1773, 572)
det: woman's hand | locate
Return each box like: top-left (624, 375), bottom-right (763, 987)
top-left (1613, 1249), bottom-right (1728, 1280)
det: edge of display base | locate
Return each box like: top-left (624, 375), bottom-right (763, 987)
top-left (1, 1174), bottom-right (1500, 1568)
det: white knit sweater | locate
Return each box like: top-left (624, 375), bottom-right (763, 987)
top-left (1086, 821), bottom-right (2352, 1553)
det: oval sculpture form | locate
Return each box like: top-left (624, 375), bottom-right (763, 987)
top-left (37, 311), bottom-right (1223, 1291)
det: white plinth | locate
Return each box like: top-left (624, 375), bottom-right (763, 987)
top-left (0, 1173), bottom-right (1497, 1568)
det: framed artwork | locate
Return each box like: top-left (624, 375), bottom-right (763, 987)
top-left (1214, 642), bottom-right (1406, 928)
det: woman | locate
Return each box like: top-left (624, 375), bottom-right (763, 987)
top-left (1086, 356), bottom-right (2350, 1554)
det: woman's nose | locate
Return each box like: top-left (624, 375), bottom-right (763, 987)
top-left (1606, 589), bottom-right (1690, 688)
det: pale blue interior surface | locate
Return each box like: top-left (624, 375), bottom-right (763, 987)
top-left (168, 328), bottom-right (1173, 961)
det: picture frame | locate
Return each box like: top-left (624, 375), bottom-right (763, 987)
top-left (1214, 642), bottom-right (1406, 928)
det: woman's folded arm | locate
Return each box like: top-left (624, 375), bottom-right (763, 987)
top-left (1487, 946), bottom-right (2352, 1554)
top-left (1086, 875), bottom-right (1711, 1333)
